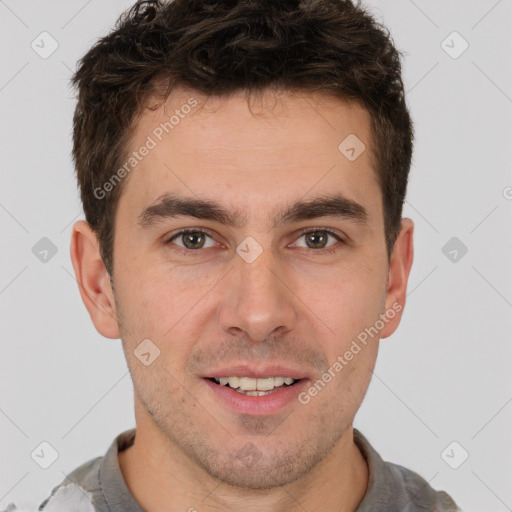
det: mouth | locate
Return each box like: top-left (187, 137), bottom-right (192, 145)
top-left (206, 376), bottom-right (302, 396)
top-left (202, 369), bottom-right (309, 416)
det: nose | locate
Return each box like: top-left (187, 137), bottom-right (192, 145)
top-left (218, 245), bottom-right (298, 344)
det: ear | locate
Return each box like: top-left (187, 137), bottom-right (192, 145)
top-left (70, 220), bottom-right (120, 339)
top-left (380, 218), bottom-right (414, 339)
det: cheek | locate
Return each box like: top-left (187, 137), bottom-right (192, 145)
top-left (300, 261), bottom-right (385, 339)
top-left (115, 251), bottom-right (187, 325)
top-left (115, 265), bottom-right (215, 372)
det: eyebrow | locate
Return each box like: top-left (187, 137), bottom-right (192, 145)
top-left (138, 192), bottom-right (369, 230)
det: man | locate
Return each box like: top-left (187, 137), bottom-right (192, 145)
top-left (37, 0), bottom-right (460, 510)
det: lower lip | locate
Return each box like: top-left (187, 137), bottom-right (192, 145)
top-left (203, 378), bottom-right (309, 416)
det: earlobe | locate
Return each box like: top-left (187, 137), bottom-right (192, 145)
top-left (70, 220), bottom-right (120, 339)
top-left (380, 218), bottom-right (414, 339)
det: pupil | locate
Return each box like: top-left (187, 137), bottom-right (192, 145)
top-left (306, 231), bottom-right (326, 249)
top-left (184, 232), bottom-right (204, 249)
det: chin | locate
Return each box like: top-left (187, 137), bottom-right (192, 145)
top-left (206, 462), bottom-right (308, 490)
top-left (193, 440), bottom-right (329, 490)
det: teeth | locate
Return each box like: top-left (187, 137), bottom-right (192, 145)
top-left (213, 376), bottom-right (298, 391)
top-left (227, 377), bottom-right (239, 388)
top-left (254, 377), bottom-right (274, 391)
top-left (239, 377), bottom-right (258, 391)
top-left (236, 390), bottom-right (270, 396)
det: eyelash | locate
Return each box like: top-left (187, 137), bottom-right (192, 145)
top-left (164, 227), bottom-right (345, 256)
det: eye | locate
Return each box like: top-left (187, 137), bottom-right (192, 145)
top-left (291, 228), bottom-right (344, 252)
top-left (166, 229), bottom-right (217, 251)
top-left (164, 227), bottom-right (344, 255)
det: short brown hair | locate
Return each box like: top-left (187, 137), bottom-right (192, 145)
top-left (71, 0), bottom-right (413, 276)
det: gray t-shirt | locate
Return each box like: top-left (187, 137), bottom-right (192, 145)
top-left (35, 428), bottom-right (461, 512)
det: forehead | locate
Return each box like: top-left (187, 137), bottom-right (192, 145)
top-left (118, 86), bottom-right (380, 226)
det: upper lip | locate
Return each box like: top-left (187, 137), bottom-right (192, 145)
top-left (203, 364), bottom-right (310, 380)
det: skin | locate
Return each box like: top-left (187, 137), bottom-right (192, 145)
top-left (70, 86), bottom-right (414, 512)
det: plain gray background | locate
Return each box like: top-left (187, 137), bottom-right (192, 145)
top-left (1, 0), bottom-right (511, 510)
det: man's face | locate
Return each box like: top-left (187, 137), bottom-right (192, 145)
top-left (99, 87), bottom-right (402, 488)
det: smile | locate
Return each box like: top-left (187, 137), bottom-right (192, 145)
top-left (209, 376), bottom-right (300, 396)
top-left (203, 375), bottom-right (307, 415)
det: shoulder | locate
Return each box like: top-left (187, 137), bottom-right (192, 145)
top-left (36, 429), bottom-right (136, 512)
top-left (384, 460), bottom-right (461, 511)
top-left (353, 429), bottom-right (461, 512)
top-left (37, 456), bottom-right (103, 511)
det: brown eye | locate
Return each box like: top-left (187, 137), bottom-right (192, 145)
top-left (167, 229), bottom-right (216, 250)
top-left (304, 231), bottom-right (329, 249)
top-left (293, 229), bottom-right (342, 250)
